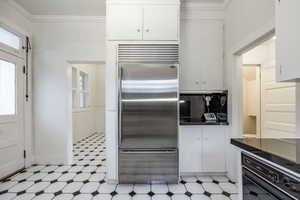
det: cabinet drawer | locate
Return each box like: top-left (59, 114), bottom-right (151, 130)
top-left (119, 149), bottom-right (178, 184)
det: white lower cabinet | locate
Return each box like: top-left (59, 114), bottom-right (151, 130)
top-left (179, 126), bottom-right (226, 174)
top-left (202, 126), bottom-right (226, 172)
top-left (179, 126), bottom-right (202, 173)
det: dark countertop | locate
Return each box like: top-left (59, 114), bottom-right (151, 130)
top-left (180, 118), bottom-right (229, 126)
top-left (231, 138), bottom-right (300, 174)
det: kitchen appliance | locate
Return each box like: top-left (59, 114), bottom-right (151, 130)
top-left (242, 153), bottom-right (300, 200)
top-left (118, 44), bottom-right (179, 184)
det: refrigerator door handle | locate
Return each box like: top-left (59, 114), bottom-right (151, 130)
top-left (118, 65), bottom-right (123, 146)
top-left (120, 149), bottom-right (177, 154)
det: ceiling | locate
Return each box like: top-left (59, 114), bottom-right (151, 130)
top-left (13, 0), bottom-right (224, 16)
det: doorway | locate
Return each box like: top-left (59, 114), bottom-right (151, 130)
top-left (0, 26), bottom-right (27, 179)
top-left (241, 37), bottom-right (296, 138)
top-left (71, 63), bottom-right (105, 145)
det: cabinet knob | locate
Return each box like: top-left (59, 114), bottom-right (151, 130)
top-left (137, 29), bottom-right (141, 32)
top-left (195, 81), bottom-right (200, 85)
top-left (202, 81), bottom-right (207, 85)
top-left (145, 29), bottom-right (150, 32)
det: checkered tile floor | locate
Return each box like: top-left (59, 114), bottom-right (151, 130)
top-left (0, 133), bottom-right (239, 200)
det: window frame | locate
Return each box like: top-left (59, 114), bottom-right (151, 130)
top-left (0, 22), bottom-right (25, 59)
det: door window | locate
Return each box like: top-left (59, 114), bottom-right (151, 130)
top-left (0, 59), bottom-right (16, 115)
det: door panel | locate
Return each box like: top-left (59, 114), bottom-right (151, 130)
top-left (143, 6), bottom-right (179, 41)
top-left (120, 63), bottom-right (178, 149)
top-left (0, 51), bottom-right (25, 179)
top-left (106, 5), bottom-right (143, 40)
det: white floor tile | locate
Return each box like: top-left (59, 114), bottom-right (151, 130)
top-left (58, 173), bottom-right (76, 182)
top-left (27, 173), bottom-right (48, 181)
top-left (82, 166), bottom-right (97, 173)
top-left (55, 166), bottom-right (71, 172)
top-left (14, 193), bottom-right (35, 200)
top-left (92, 194), bottom-right (112, 200)
top-left (181, 176), bottom-right (198, 183)
top-left (42, 173), bottom-right (62, 181)
top-left (168, 184), bottom-right (186, 194)
top-left (27, 182), bottom-right (50, 193)
top-left (172, 194), bottom-right (190, 200)
top-left (197, 176), bottom-right (213, 183)
top-left (41, 166), bottom-right (58, 172)
top-left (89, 173), bottom-right (105, 182)
top-left (219, 183), bottom-right (238, 194)
top-left (191, 194), bottom-right (211, 200)
top-left (133, 184), bottom-right (150, 194)
top-left (69, 166), bottom-right (84, 173)
top-left (81, 182), bottom-right (100, 193)
top-left (211, 194), bottom-right (231, 200)
top-left (32, 193), bottom-right (54, 200)
top-left (0, 193), bottom-right (16, 200)
top-left (0, 181), bottom-right (17, 191)
top-left (185, 183), bottom-right (204, 194)
top-left (151, 184), bottom-right (168, 194)
top-left (202, 183), bottom-right (223, 194)
top-left (9, 181), bottom-right (34, 192)
top-left (112, 194), bottom-right (132, 200)
top-left (73, 173), bottom-right (91, 182)
top-left (229, 194), bottom-right (239, 200)
top-left (11, 172), bottom-right (33, 181)
top-left (98, 183), bottom-right (117, 193)
top-left (132, 194), bottom-right (151, 200)
top-left (44, 182), bottom-right (66, 193)
top-left (152, 194), bottom-right (171, 200)
top-left (116, 184), bottom-right (133, 194)
top-left (27, 166), bottom-right (46, 172)
top-left (63, 182), bottom-right (83, 193)
top-left (53, 194), bottom-right (74, 200)
top-left (73, 194), bottom-right (93, 200)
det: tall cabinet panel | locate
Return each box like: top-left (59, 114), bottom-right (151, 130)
top-left (143, 6), bottom-right (179, 41)
top-left (106, 5), bottom-right (143, 40)
top-left (276, 0), bottom-right (300, 81)
top-left (180, 20), bottom-right (224, 91)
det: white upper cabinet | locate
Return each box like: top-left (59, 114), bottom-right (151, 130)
top-left (143, 6), bottom-right (179, 41)
top-left (106, 5), bottom-right (143, 40)
top-left (106, 4), bottom-right (179, 41)
top-left (276, 0), bottom-right (300, 81)
top-left (180, 20), bottom-right (224, 91)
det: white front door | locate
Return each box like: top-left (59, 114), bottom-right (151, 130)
top-left (0, 50), bottom-right (25, 179)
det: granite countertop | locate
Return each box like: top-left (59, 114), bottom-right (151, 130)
top-left (231, 138), bottom-right (300, 175)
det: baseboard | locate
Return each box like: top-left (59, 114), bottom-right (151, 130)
top-left (180, 172), bottom-right (227, 176)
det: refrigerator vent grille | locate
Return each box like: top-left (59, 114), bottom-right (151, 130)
top-left (118, 44), bottom-right (179, 63)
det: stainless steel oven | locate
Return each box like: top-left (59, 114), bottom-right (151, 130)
top-left (242, 153), bottom-right (300, 200)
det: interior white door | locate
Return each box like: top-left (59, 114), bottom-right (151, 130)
top-left (143, 5), bottom-right (179, 41)
top-left (0, 50), bottom-right (25, 179)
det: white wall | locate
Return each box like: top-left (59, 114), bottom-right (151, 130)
top-left (33, 19), bottom-right (105, 164)
top-left (72, 64), bottom-right (105, 143)
top-left (224, 0), bottom-right (275, 182)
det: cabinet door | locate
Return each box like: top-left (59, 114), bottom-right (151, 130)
top-left (202, 126), bottom-right (226, 172)
top-left (106, 5), bottom-right (143, 40)
top-left (143, 5), bottom-right (179, 41)
top-left (179, 126), bottom-right (202, 173)
top-left (180, 20), bottom-right (223, 91)
top-left (276, 0), bottom-right (300, 81)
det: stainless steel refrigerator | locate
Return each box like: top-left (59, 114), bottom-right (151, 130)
top-left (118, 44), bottom-right (179, 184)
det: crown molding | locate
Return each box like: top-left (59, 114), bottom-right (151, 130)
top-left (31, 15), bottom-right (106, 23)
top-left (8, 0), bottom-right (32, 20)
top-left (9, 0), bottom-right (106, 23)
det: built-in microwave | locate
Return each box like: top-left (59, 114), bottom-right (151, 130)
top-left (180, 91), bottom-right (228, 124)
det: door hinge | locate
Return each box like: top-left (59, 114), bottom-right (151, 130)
top-left (23, 65), bottom-right (26, 74)
top-left (23, 150), bottom-right (26, 159)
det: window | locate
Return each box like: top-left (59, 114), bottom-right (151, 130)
top-left (79, 71), bottom-right (89, 108)
top-left (0, 27), bottom-right (21, 50)
top-left (72, 68), bottom-right (77, 108)
top-left (0, 59), bottom-right (16, 115)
